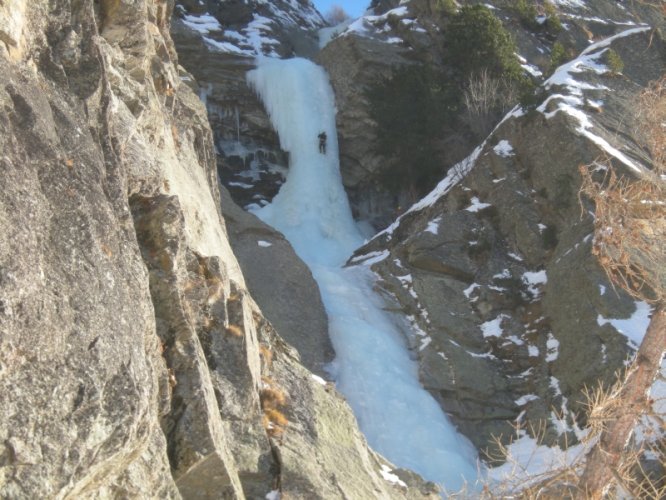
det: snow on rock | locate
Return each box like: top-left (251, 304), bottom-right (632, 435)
top-left (342, 6), bottom-right (409, 40)
top-left (515, 394), bottom-right (540, 406)
top-left (349, 249), bottom-right (389, 266)
top-left (425, 217), bottom-right (441, 234)
top-left (182, 13), bottom-right (222, 34)
top-left (179, 0), bottom-right (324, 57)
top-left (597, 301), bottom-right (652, 347)
top-left (493, 140), bottom-right (515, 157)
top-left (463, 283), bottom-right (480, 299)
top-left (545, 333), bottom-right (560, 362)
top-left (228, 181), bottom-right (254, 189)
top-left (397, 273), bottom-right (413, 285)
top-left (419, 336), bottom-right (433, 351)
top-left (465, 196), bottom-right (492, 213)
top-left (181, 11), bottom-right (279, 56)
top-left (538, 27), bottom-right (651, 174)
top-left (488, 432), bottom-right (588, 493)
top-left (379, 464), bottom-right (407, 488)
top-left (493, 269), bottom-right (511, 280)
top-left (311, 374), bottom-right (327, 386)
top-left (482, 315), bottom-right (508, 338)
top-left (508, 252), bottom-right (524, 262)
top-left (257, 240), bottom-right (272, 247)
top-left (522, 270), bottom-right (547, 298)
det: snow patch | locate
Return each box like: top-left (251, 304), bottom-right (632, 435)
top-left (522, 270), bottom-right (547, 297)
top-left (508, 252), bottom-right (524, 262)
top-left (482, 315), bottom-right (507, 338)
top-left (350, 250), bottom-right (389, 266)
top-left (425, 217), bottom-right (441, 235)
top-left (379, 464), bottom-right (407, 487)
top-left (493, 140), bottom-right (515, 157)
top-left (465, 196), bottom-right (492, 212)
top-left (597, 301), bottom-right (652, 347)
top-left (545, 334), bottom-right (560, 362)
top-left (488, 433), bottom-right (588, 492)
top-left (463, 283), bottom-right (480, 299)
top-left (515, 394), bottom-right (539, 406)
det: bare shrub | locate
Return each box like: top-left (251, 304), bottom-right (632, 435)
top-left (325, 5), bottom-right (350, 26)
top-left (576, 76), bottom-right (665, 498)
top-left (463, 69), bottom-right (519, 137)
top-left (579, 76), bottom-right (665, 301)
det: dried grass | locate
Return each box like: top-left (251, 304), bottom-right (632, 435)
top-left (467, 367), bottom-right (664, 498)
top-left (579, 76), bottom-right (665, 303)
top-left (260, 377), bottom-right (288, 439)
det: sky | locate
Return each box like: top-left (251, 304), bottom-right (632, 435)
top-left (312, 0), bottom-right (369, 20)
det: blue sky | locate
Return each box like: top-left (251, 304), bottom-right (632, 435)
top-left (312, 0), bottom-right (369, 19)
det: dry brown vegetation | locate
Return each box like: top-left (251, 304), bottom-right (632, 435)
top-left (579, 78), bottom-right (665, 302)
top-left (575, 76), bottom-right (665, 498)
top-left (224, 324), bottom-right (243, 337)
top-left (260, 376), bottom-right (288, 438)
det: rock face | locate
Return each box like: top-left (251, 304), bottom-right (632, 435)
top-left (317, 0), bottom-right (665, 227)
top-left (171, 0), bottom-right (327, 213)
top-left (219, 185), bottom-right (334, 375)
top-left (171, 0), bottom-right (335, 382)
top-left (351, 27), bottom-right (665, 451)
top-left (0, 1), bottom-right (437, 497)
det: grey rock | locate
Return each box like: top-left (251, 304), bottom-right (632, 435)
top-left (220, 186), bottom-right (334, 375)
top-left (351, 28), bottom-right (665, 452)
top-left (254, 315), bottom-right (440, 500)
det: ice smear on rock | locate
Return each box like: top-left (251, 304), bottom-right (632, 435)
top-left (247, 57), bottom-right (479, 491)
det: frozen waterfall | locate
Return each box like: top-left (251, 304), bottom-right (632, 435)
top-left (247, 57), bottom-right (479, 492)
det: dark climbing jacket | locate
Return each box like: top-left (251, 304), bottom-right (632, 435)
top-left (318, 132), bottom-right (327, 154)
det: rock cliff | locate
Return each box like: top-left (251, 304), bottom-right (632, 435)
top-left (351, 25), bottom-right (665, 451)
top-left (0, 1), bottom-right (436, 497)
top-left (168, 0), bottom-right (664, 467)
top-left (318, 0), bottom-right (664, 226)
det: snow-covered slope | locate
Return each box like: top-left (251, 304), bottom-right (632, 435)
top-left (175, 0), bottom-right (325, 57)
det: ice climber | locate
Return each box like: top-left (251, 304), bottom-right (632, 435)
top-left (318, 131), bottom-right (327, 154)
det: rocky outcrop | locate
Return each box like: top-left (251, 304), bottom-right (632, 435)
top-left (170, 22), bottom-right (287, 212)
top-left (219, 186), bottom-right (334, 375)
top-left (166, 0), bottom-right (665, 464)
top-left (351, 27), bottom-right (664, 452)
top-left (0, 1), bottom-right (438, 497)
